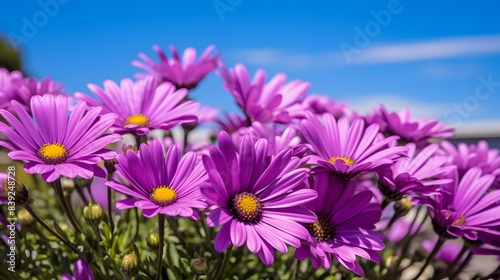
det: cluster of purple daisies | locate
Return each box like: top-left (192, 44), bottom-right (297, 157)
top-left (1, 44), bottom-right (499, 279)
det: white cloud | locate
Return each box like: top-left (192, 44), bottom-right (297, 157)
top-left (351, 34), bottom-right (500, 64)
top-left (347, 94), bottom-right (447, 119)
top-left (347, 94), bottom-right (500, 137)
top-left (453, 120), bottom-right (500, 138)
top-left (231, 34), bottom-right (500, 69)
top-left (230, 49), bottom-right (332, 70)
top-left (416, 62), bottom-right (483, 79)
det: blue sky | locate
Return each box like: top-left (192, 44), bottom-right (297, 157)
top-left (1, 0), bottom-right (500, 129)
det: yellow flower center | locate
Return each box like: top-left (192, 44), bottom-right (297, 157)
top-left (38, 143), bottom-right (69, 164)
top-left (230, 191), bottom-right (263, 223)
top-left (125, 114), bottom-right (151, 127)
top-left (237, 196), bottom-right (258, 214)
top-left (451, 214), bottom-right (466, 226)
top-left (328, 156), bottom-right (354, 166)
top-left (150, 186), bottom-right (178, 206)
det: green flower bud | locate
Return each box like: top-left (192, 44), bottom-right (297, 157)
top-left (83, 203), bottom-right (104, 226)
top-left (59, 222), bottom-right (69, 232)
top-left (121, 251), bottom-right (139, 278)
top-left (394, 197), bottom-right (413, 217)
top-left (122, 144), bottom-right (138, 153)
top-left (104, 157), bottom-right (118, 174)
top-left (17, 209), bottom-right (35, 226)
top-left (190, 256), bottom-right (208, 275)
top-left (1, 178), bottom-right (33, 206)
top-left (146, 232), bottom-right (160, 249)
top-left (74, 176), bottom-right (93, 190)
top-left (60, 177), bottom-right (75, 192)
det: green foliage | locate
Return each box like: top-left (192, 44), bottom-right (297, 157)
top-left (0, 38), bottom-right (23, 73)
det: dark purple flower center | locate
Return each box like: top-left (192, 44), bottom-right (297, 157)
top-left (229, 191), bottom-right (263, 223)
top-left (378, 183), bottom-right (404, 201)
top-left (432, 209), bottom-right (466, 239)
top-left (307, 214), bottom-right (335, 242)
top-left (38, 143), bottom-right (69, 164)
top-left (150, 186), bottom-right (178, 206)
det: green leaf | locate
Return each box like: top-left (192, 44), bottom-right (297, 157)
top-left (53, 221), bottom-right (69, 240)
top-left (102, 222), bottom-right (112, 241)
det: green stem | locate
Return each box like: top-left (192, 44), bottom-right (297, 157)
top-left (86, 185), bottom-right (96, 204)
top-left (134, 134), bottom-right (146, 146)
top-left (132, 207), bottom-right (140, 242)
top-left (388, 208), bottom-right (426, 276)
top-left (214, 245), bottom-right (233, 280)
top-left (437, 242), bottom-right (469, 278)
top-left (383, 212), bottom-right (400, 233)
top-left (24, 205), bottom-right (79, 254)
top-left (381, 197), bottom-right (391, 210)
top-left (182, 125), bottom-right (191, 153)
top-left (74, 184), bottom-right (89, 205)
top-left (91, 225), bottom-right (111, 279)
top-left (107, 186), bottom-right (115, 233)
top-left (156, 214), bottom-right (165, 280)
top-left (200, 212), bottom-right (214, 254)
top-left (53, 179), bottom-right (83, 233)
top-left (449, 251), bottom-right (473, 279)
top-left (305, 263), bottom-right (316, 279)
top-left (291, 259), bottom-right (300, 280)
top-left (411, 237), bottom-right (446, 280)
top-left (92, 225), bottom-right (102, 244)
top-left (166, 217), bottom-right (185, 246)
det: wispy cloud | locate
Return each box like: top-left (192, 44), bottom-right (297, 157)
top-left (416, 62), bottom-right (484, 79)
top-left (352, 34), bottom-right (500, 64)
top-left (230, 34), bottom-right (500, 69)
top-left (347, 94), bottom-right (500, 137)
top-left (347, 94), bottom-right (447, 119)
top-left (229, 48), bottom-right (328, 70)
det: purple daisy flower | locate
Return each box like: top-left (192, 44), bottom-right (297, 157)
top-left (133, 44), bottom-right (219, 90)
top-left (106, 139), bottom-right (207, 219)
top-left (0, 69), bottom-right (23, 108)
top-left (0, 69), bottom-right (23, 92)
top-left (288, 94), bottom-right (347, 119)
top-left (472, 244), bottom-right (500, 259)
top-left (62, 259), bottom-right (95, 280)
top-left (294, 172), bottom-right (385, 276)
top-left (219, 63), bottom-right (310, 124)
top-left (441, 140), bottom-right (500, 190)
top-left (0, 69), bottom-right (64, 114)
top-left (75, 76), bottom-right (200, 136)
top-left (0, 94), bottom-right (120, 182)
top-left (215, 113), bottom-right (248, 134)
top-left (377, 143), bottom-right (454, 201)
top-left (202, 131), bottom-right (317, 266)
top-left (193, 105), bottom-right (219, 125)
top-left (428, 168), bottom-right (500, 240)
top-left (378, 106), bottom-right (455, 148)
top-left (299, 113), bottom-right (407, 180)
top-left (232, 122), bottom-right (304, 157)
